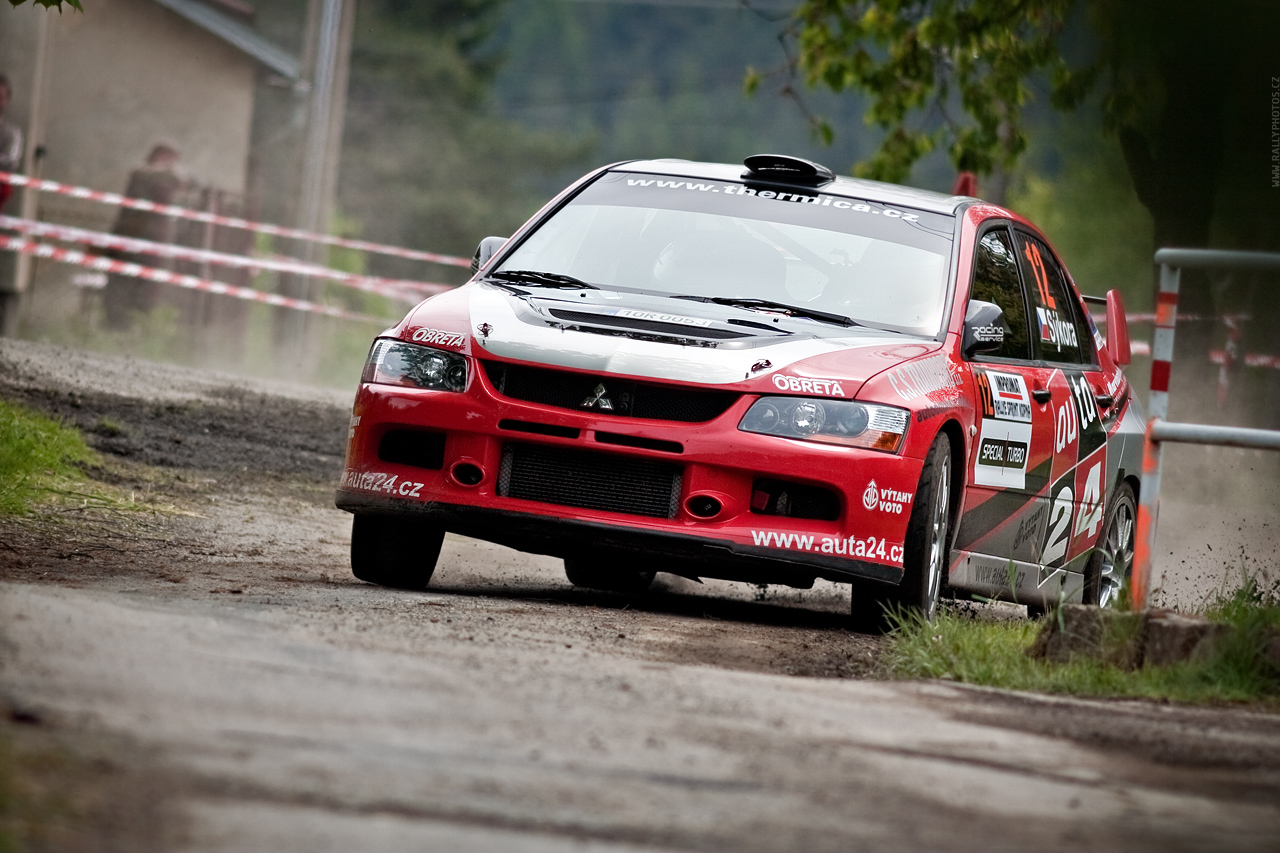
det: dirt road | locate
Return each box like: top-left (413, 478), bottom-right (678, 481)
top-left (2, 339), bottom-right (1279, 852)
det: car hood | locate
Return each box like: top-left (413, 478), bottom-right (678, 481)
top-left (405, 283), bottom-right (943, 396)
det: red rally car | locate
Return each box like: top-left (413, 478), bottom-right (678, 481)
top-left (336, 154), bottom-right (1144, 621)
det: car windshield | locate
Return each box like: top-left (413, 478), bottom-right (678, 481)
top-left (495, 171), bottom-right (956, 337)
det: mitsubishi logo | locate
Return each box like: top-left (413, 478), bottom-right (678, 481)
top-left (580, 383), bottom-right (615, 411)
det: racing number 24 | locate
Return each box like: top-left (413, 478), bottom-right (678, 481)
top-left (1041, 461), bottom-right (1103, 565)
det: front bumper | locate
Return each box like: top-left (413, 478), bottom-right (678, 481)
top-left (336, 364), bottom-right (927, 587)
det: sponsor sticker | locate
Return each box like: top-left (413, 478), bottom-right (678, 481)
top-left (1050, 370), bottom-right (1106, 482)
top-left (862, 480), bottom-right (913, 514)
top-left (341, 469), bottom-right (427, 498)
top-left (968, 555), bottom-right (1027, 591)
top-left (973, 324), bottom-right (1005, 343)
top-left (1013, 502), bottom-right (1047, 551)
top-left (750, 529), bottom-right (904, 564)
top-left (974, 370), bottom-right (1033, 490)
top-left (887, 354), bottom-right (962, 402)
top-left (348, 414), bottom-right (361, 441)
top-left (1036, 307), bottom-right (1079, 350)
top-left (624, 178), bottom-right (923, 222)
top-left (771, 373), bottom-right (847, 397)
top-left (614, 308), bottom-right (715, 327)
top-left (411, 327), bottom-right (466, 347)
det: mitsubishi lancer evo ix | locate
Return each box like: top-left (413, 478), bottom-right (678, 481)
top-left (336, 154), bottom-right (1143, 623)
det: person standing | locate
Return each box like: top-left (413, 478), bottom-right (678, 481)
top-left (102, 143), bottom-right (186, 329)
top-left (0, 73), bottom-right (25, 335)
top-left (0, 73), bottom-right (22, 211)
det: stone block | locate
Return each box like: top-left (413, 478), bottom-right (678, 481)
top-left (1027, 604), bottom-right (1143, 669)
top-left (1142, 610), bottom-right (1230, 668)
top-left (1265, 631), bottom-right (1280, 672)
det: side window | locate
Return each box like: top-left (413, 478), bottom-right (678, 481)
top-left (968, 228), bottom-right (1031, 361)
top-left (1015, 233), bottom-right (1090, 364)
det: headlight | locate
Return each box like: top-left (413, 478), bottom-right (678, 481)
top-left (361, 338), bottom-right (467, 392)
top-left (739, 397), bottom-right (908, 452)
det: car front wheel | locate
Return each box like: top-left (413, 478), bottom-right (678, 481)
top-left (350, 514), bottom-right (444, 590)
top-left (896, 432), bottom-right (953, 621)
top-left (850, 433), bottom-right (953, 629)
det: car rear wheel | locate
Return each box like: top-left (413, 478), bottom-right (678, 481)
top-left (350, 514), bottom-right (444, 590)
top-left (564, 555), bottom-right (656, 593)
top-left (1083, 482), bottom-right (1136, 608)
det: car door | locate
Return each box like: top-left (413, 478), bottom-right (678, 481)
top-left (953, 225), bottom-right (1057, 578)
top-left (1013, 229), bottom-right (1108, 580)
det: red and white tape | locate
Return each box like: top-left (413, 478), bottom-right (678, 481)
top-left (0, 215), bottom-right (449, 303)
top-left (1211, 350), bottom-right (1280, 370)
top-left (0, 170), bottom-right (472, 268)
top-left (0, 233), bottom-right (390, 324)
top-left (1092, 311), bottom-right (1246, 324)
top-left (1110, 340), bottom-right (1277, 368)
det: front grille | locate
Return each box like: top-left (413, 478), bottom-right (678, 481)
top-left (548, 309), bottom-right (750, 339)
top-left (498, 443), bottom-right (682, 519)
top-left (483, 362), bottom-right (738, 423)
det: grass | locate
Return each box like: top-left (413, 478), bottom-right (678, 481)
top-left (882, 579), bottom-right (1280, 706)
top-left (0, 398), bottom-right (187, 521)
top-left (0, 399), bottom-right (97, 516)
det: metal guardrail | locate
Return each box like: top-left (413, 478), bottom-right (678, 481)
top-left (1131, 248), bottom-right (1280, 608)
top-left (1149, 421), bottom-right (1280, 451)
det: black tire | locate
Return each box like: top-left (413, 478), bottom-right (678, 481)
top-left (564, 554), bottom-right (656, 593)
top-left (849, 580), bottom-right (894, 633)
top-left (849, 433), bottom-right (953, 629)
top-left (350, 514), bottom-right (444, 590)
top-left (1083, 482), bottom-right (1136, 608)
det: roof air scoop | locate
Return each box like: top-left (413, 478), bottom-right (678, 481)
top-left (742, 154), bottom-right (835, 187)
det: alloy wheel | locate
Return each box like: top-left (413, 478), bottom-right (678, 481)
top-left (924, 453), bottom-right (951, 618)
top-left (1097, 498), bottom-right (1135, 608)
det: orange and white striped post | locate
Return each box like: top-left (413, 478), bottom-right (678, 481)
top-left (1132, 262), bottom-right (1180, 609)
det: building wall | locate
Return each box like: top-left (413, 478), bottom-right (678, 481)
top-left (44, 0), bottom-right (258, 229)
top-left (0, 4), bottom-right (45, 199)
top-left (0, 0), bottom-right (260, 326)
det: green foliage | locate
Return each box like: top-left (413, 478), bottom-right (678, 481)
top-left (1007, 119), bottom-right (1153, 308)
top-left (491, 1), bottom-right (875, 176)
top-left (791, 0), bottom-right (1084, 182)
top-left (6, 0), bottom-right (82, 10)
top-left (340, 0), bottom-right (592, 284)
top-left (786, 0), bottom-right (1278, 277)
top-left (0, 398), bottom-right (94, 515)
top-left (883, 595), bottom-right (1280, 705)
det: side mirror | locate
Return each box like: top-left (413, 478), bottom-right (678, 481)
top-left (963, 300), bottom-right (1006, 357)
top-left (471, 236), bottom-right (508, 274)
top-left (1105, 289), bottom-right (1131, 366)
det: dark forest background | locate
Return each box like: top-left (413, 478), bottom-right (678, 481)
top-left (250, 0), bottom-right (1154, 309)
top-left (234, 0), bottom-right (1280, 420)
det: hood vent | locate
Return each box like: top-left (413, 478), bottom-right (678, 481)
top-left (548, 309), bottom-right (750, 340)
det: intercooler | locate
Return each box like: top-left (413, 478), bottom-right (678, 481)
top-left (497, 443), bottom-right (683, 519)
